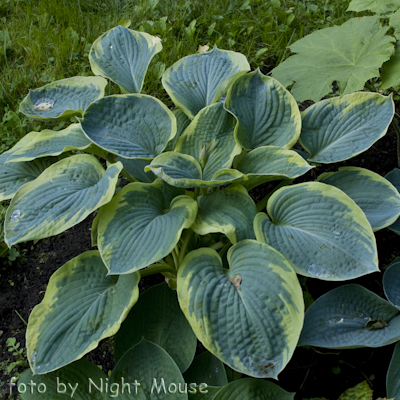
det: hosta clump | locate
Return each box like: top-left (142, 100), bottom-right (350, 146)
top-left (3, 24), bottom-right (400, 399)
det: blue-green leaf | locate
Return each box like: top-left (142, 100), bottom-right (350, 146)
top-left (386, 168), bottom-right (400, 235)
top-left (117, 157), bottom-right (157, 183)
top-left (383, 260), bottom-right (400, 309)
top-left (387, 341), bottom-right (400, 399)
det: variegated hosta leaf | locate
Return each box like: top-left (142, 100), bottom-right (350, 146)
top-left (5, 155), bottom-right (122, 247)
top-left (224, 70), bottom-right (301, 150)
top-left (115, 283), bottom-right (197, 372)
top-left (192, 184), bottom-right (257, 243)
top-left (27, 251), bottom-right (140, 374)
top-left (80, 94), bottom-right (176, 159)
top-left (387, 341), bottom-right (400, 399)
top-left (347, 0), bottom-right (400, 14)
top-left (5, 124), bottom-right (91, 163)
top-left (0, 151), bottom-right (50, 201)
top-left (175, 102), bottom-right (241, 181)
top-left (236, 146), bottom-right (313, 191)
top-left (110, 339), bottom-right (187, 399)
top-left (383, 260), bottom-right (400, 309)
top-left (386, 168), bottom-right (400, 235)
top-left (162, 46), bottom-right (250, 118)
top-left (117, 157), bottom-right (157, 183)
top-left (318, 167), bottom-right (400, 231)
top-left (18, 360), bottom-right (106, 400)
top-left (97, 180), bottom-right (197, 274)
top-left (19, 76), bottom-right (107, 120)
top-left (299, 284), bottom-right (400, 348)
top-left (146, 152), bottom-right (244, 188)
top-left (300, 92), bottom-right (394, 163)
top-left (89, 26), bottom-right (162, 94)
top-left (254, 182), bottom-right (378, 280)
top-left (177, 240), bottom-right (304, 379)
top-left (214, 378), bottom-right (295, 400)
top-left (337, 381), bottom-right (373, 400)
top-left (166, 109), bottom-right (192, 152)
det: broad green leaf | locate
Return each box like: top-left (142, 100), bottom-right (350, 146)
top-left (390, 8), bottom-right (400, 38)
top-left (188, 387), bottom-right (222, 400)
top-left (347, 0), bottom-right (400, 13)
top-left (254, 182), bottom-right (378, 280)
top-left (117, 157), bottom-right (157, 183)
top-left (175, 103), bottom-right (241, 181)
top-left (5, 124), bottom-right (91, 163)
top-left (272, 17), bottom-right (395, 102)
top-left (26, 251), bottom-right (140, 374)
top-left (385, 168), bottom-right (400, 235)
top-left (97, 180), bottom-right (197, 274)
top-left (184, 351), bottom-right (228, 387)
top-left (89, 26), bottom-right (162, 94)
top-left (146, 152), bottom-right (244, 188)
top-left (387, 341), bottom-right (400, 399)
top-left (0, 151), bottom-right (49, 201)
top-left (80, 94), bottom-right (176, 159)
top-left (214, 378), bottom-right (294, 400)
top-left (166, 109), bottom-right (192, 152)
top-left (192, 184), bottom-right (257, 243)
top-left (236, 146), bottom-right (313, 190)
top-left (177, 240), bottom-right (304, 379)
top-left (18, 360), bottom-right (106, 400)
top-left (110, 339), bottom-right (187, 399)
top-left (381, 44), bottom-right (400, 89)
top-left (162, 46), bottom-right (250, 118)
top-left (298, 284), bottom-right (400, 348)
top-left (115, 283), bottom-right (197, 372)
top-left (19, 76), bottom-right (107, 120)
top-left (337, 381), bottom-right (372, 400)
top-left (5, 155), bottom-right (122, 247)
top-left (383, 260), bottom-right (400, 308)
top-left (318, 167), bottom-right (400, 231)
top-left (224, 70), bottom-right (301, 150)
top-left (300, 92), bottom-right (394, 163)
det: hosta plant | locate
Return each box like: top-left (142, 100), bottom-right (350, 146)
top-left (3, 25), bottom-right (400, 399)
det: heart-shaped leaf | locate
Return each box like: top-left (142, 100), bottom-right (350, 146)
top-left (89, 26), bottom-right (162, 93)
top-left (115, 283), bottom-right (197, 372)
top-left (110, 339), bottom-right (187, 399)
top-left (5, 124), bottom-right (91, 163)
top-left (192, 184), bottom-right (257, 243)
top-left (383, 260), bottom-right (400, 309)
top-left (162, 46), bottom-right (250, 118)
top-left (254, 182), bottom-right (378, 280)
top-left (299, 92), bottom-right (394, 163)
top-left (236, 146), bottom-right (313, 190)
top-left (318, 167), bottom-right (400, 231)
top-left (385, 168), bottom-right (400, 235)
top-left (224, 70), bottom-right (301, 150)
top-left (27, 251), bottom-right (140, 374)
top-left (97, 180), bottom-right (197, 274)
top-left (177, 240), bottom-right (304, 379)
top-left (80, 94), bottom-right (176, 159)
top-left (298, 284), bottom-right (400, 348)
top-left (18, 360), bottom-right (106, 400)
top-left (387, 341), bottom-right (400, 399)
top-left (5, 155), bottom-right (122, 247)
top-left (19, 77), bottom-right (107, 120)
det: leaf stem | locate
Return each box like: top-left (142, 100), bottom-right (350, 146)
top-left (256, 179), bottom-right (294, 212)
top-left (210, 241), bottom-right (224, 251)
top-left (179, 229), bottom-right (193, 265)
top-left (140, 264), bottom-right (177, 278)
top-left (172, 246), bottom-right (180, 268)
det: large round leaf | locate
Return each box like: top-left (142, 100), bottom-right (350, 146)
top-left (89, 26), bottom-right (162, 94)
top-left (387, 341), bottom-right (400, 399)
top-left (254, 182), bottom-right (378, 280)
top-left (383, 260), bottom-right (400, 309)
top-left (224, 70), bottom-right (301, 150)
top-left (177, 240), bottom-right (304, 379)
top-left (19, 77), bottom-right (107, 120)
top-left (110, 339), bottom-right (187, 399)
top-left (192, 184), bottom-right (257, 243)
top-left (298, 284), bottom-right (400, 348)
top-left (27, 251), bottom-right (140, 374)
top-left (80, 94), bottom-right (176, 159)
top-left (0, 151), bottom-right (49, 201)
top-left (214, 378), bottom-right (294, 400)
top-left (162, 46), bottom-right (250, 118)
top-left (386, 168), bottom-right (400, 235)
top-left (236, 146), bottom-right (313, 191)
top-left (115, 283), bottom-right (197, 372)
top-left (18, 360), bottom-right (106, 400)
top-left (318, 167), bottom-right (400, 231)
top-left (5, 124), bottom-right (91, 163)
top-left (97, 180), bottom-right (197, 274)
top-left (300, 92), bottom-right (394, 163)
top-left (5, 155), bottom-right (122, 247)
top-left (175, 103), bottom-right (241, 181)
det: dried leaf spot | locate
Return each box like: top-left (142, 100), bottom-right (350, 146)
top-left (34, 98), bottom-right (54, 111)
top-left (198, 45), bottom-right (209, 53)
top-left (365, 318), bottom-right (388, 330)
top-left (228, 274), bottom-right (242, 289)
